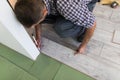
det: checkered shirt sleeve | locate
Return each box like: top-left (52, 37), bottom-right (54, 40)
top-left (56, 0), bottom-right (95, 28)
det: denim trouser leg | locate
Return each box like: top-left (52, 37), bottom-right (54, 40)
top-left (54, 17), bottom-right (85, 38)
top-left (54, 0), bottom-right (98, 38)
top-left (87, 0), bottom-right (98, 12)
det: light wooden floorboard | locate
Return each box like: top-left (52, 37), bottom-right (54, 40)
top-left (112, 30), bottom-right (120, 45)
top-left (96, 17), bottom-right (116, 33)
top-left (93, 3), bottom-right (113, 19)
top-left (100, 44), bottom-right (120, 65)
top-left (92, 28), bottom-right (113, 43)
top-left (110, 10), bottom-right (120, 23)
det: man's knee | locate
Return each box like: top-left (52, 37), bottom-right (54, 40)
top-left (54, 20), bottom-right (75, 37)
top-left (54, 20), bottom-right (73, 32)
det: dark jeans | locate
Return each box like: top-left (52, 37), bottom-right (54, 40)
top-left (48, 0), bottom-right (98, 38)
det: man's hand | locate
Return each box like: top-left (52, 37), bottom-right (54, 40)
top-left (75, 45), bottom-right (86, 55)
top-left (75, 22), bottom-right (96, 55)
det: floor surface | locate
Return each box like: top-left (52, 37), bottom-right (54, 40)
top-left (0, 43), bottom-right (94, 80)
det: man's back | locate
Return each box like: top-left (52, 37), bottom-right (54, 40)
top-left (44, 0), bottom-right (95, 28)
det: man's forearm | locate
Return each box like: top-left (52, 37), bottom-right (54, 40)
top-left (34, 24), bottom-right (42, 48)
top-left (35, 24), bottom-right (42, 39)
top-left (80, 22), bottom-right (96, 48)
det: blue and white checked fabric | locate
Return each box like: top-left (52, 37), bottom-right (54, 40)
top-left (43, 0), bottom-right (95, 28)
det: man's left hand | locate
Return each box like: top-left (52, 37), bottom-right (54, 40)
top-left (74, 45), bottom-right (86, 55)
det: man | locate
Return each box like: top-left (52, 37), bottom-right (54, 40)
top-left (14, 0), bottom-right (97, 54)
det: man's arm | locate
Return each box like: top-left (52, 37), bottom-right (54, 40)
top-left (35, 24), bottom-right (42, 48)
top-left (75, 22), bottom-right (96, 54)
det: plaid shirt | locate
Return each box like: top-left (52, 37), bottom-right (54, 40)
top-left (43, 0), bottom-right (95, 28)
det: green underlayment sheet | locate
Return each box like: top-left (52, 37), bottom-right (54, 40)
top-left (0, 56), bottom-right (38, 80)
top-left (0, 43), bottom-right (94, 80)
top-left (54, 64), bottom-right (94, 80)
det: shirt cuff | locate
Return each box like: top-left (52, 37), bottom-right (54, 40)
top-left (86, 15), bottom-right (95, 28)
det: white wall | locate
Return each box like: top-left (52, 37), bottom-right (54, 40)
top-left (0, 0), bottom-right (40, 60)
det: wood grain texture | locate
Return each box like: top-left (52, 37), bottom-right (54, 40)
top-left (112, 30), bottom-right (120, 45)
top-left (101, 44), bottom-right (120, 65)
